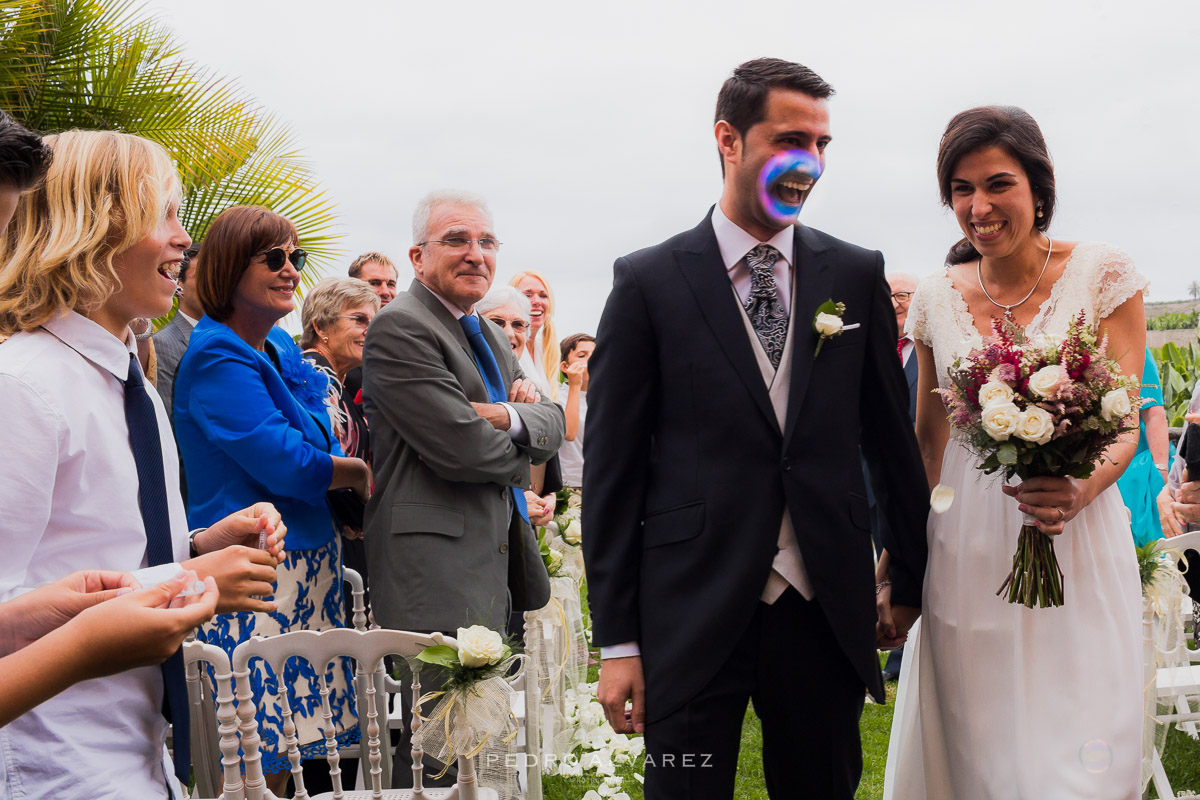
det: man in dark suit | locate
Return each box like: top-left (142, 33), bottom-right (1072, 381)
top-left (890, 272), bottom-right (919, 420)
top-left (152, 244), bottom-right (202, 424)
top-left (582, 59), bottom-right (929, 799)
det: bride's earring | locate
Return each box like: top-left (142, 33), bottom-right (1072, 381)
top-left (1035, 201), bottom-right (1044, 219)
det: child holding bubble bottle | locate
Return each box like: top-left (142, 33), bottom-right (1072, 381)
top-left (0, 129), bottom-right (285, 800)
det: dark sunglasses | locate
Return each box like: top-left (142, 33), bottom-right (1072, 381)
top-left (256, 247), bottom-right (308, 272)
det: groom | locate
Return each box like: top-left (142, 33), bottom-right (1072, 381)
top-left (582, 58), bottom-right (929, 799)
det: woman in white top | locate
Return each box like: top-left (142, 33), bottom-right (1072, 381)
top-left (0, 130), bottom-right (286, 800)
top-left (510, 270), bottom-right (560, 399)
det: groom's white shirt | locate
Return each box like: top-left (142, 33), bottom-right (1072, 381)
top-left (600, 206), bottom-right (814, 660)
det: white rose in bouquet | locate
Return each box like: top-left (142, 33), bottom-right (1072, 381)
top-left (455, 625), bottom-right (505, 667)
top-left (980, 401), bottom-right (1020, 441)
top-left (977, 381), bottom-right (1015, 407)
top-left (563, 518), bottom-right (583, 545)
top-left (546, 548), bottom-right (564, 573)
top-left (1028, 365), bottom-right (1069, 400)
top-left (814, 312), bottom-right (844, 337)
top-left (1014, 405), bottom-right (1055, 445)
top-left (1100, 388), bottom-right (1131, 421)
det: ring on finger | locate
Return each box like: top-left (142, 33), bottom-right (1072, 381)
top-left (1054, 507), bottom-right (1065, 523)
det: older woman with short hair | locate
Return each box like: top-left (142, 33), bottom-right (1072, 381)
top-left (477, 285), bottom-right (558, 526)
top-left (300, 277), bottom-right (379, 595)
top-left (175, 205), bottom-right (370, 791)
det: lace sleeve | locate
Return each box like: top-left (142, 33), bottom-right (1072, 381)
top-left (905, 271), bottom-right (941, 346)
top-left (1091, 244), bottom-right (1149, 320)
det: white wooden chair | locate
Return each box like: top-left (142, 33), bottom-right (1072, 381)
top-left (184, 638), bottom-right (246, 800)
top-left (1144, 531), bottom-right (1200, 800)
top-left (232, 628), bottom-right (498, 800)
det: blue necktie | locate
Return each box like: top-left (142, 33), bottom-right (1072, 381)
top-left (459, 315), bottom-right (530, 523)
top-left (123, 353), bottom-right (190, 785)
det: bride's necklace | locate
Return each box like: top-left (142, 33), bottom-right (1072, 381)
top-left (976, 236), bottom-right (1053, 321)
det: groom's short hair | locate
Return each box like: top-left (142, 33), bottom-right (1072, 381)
top-left (715, 58), bottom-right (835, 175)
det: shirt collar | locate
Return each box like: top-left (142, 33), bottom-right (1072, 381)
top-left (421, 282), bottom-right (472, 321)
top-left (41, 310), bottom-right (136, 381)
top-left (178, 310), bottom-right (200, 327)
top-left (711, 203), bottom-right (795, 273)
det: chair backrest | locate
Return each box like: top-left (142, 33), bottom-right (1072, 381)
top-left (232, 628), bottom-right (483, 800)
top-left (341, 567), bottom-right (374, 632)
top-left (1161, 531), bottom-right (1200, 561)
top-left (184, 638), bottom-right (245, 800)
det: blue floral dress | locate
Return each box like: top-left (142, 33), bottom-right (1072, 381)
top-left (175, 319), bottom-right (358, 771)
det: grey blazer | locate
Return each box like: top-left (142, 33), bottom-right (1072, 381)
top-left (362, 280), bottom-right (562, 633)
top-left (151, 312), bottom-right (194, 424)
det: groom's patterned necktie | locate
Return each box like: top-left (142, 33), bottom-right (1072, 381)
top-left (743, 244), bottom-right (787, 369)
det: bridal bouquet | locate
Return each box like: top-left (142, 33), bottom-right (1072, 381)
top-left (937, 312), bottom-right (1142, 608)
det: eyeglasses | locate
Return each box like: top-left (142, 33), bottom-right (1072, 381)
top-left (418, 237), bottom-right (502, 254)
top-left (890, 291), bottom-right (914, 303)
top-left (255, 247), bottom-right (308, 272)
top-left (337, 313), bottom-right (372, 327)
top-left (487, 316), bottom-right (527, 333)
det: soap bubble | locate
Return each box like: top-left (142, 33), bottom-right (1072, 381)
top-left (1078, 739), bottom-right (1112, 773)
top-left (757, 149), bottom-right (823, 224)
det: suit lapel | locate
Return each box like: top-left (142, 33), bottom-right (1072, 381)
top-left (410, 279), bottom-right (473, 356)
top-left (782, 225), bottom-right (836, 446)
top-left (674, 214), bottom-right (779, 436)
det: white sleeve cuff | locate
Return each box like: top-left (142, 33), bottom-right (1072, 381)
top-left (600, 641), bottom-right (641, 659)
top-left (130, 562), bottom-right (185, 589)
top-left (502, 403), bottom-right (528, 443)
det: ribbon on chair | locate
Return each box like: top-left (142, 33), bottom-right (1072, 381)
top-left (411, 654), bottom-right (526, 799)
top-left (1142, 544), bottom-right (1192, 793)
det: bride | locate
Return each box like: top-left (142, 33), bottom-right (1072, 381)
top-left (878, 106), bottom-right (1146, 799)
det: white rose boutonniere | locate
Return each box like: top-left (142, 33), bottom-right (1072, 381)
top-left (813, 299), bottom-right (846, 356)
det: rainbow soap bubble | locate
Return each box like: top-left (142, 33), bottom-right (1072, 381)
top-left (1078, 739), bottom-right (1112, 774)
top-left (757, 149), bottom-right (823, 224)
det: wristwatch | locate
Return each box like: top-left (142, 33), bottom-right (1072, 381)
top-left (188, 528), bottom-right (208, 558)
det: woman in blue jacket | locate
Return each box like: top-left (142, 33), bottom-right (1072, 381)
top-left (174, 205), bottom-right (370, 792)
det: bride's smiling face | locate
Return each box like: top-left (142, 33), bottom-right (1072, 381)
top-left (950, 146), bottom-right (1040, 259)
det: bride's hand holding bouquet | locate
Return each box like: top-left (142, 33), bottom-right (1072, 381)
top-left (939, 311), bottom-right (1142, 608)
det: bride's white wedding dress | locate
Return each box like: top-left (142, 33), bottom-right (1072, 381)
top-left (883, 242), bottom-right (1147, 800)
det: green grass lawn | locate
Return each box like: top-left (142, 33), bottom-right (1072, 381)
top-left (541, 656), bottom-right (1200, 800)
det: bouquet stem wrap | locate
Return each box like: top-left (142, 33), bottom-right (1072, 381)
top-left (411, 654), bottom-right (525, 799)
top-left (997, 511), bottom-right (1065, 608)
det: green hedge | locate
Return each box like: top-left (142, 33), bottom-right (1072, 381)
top-left (1148, 310), bottom-right (1200, 331)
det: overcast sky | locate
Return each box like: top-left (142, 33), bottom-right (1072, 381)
top-left (155, 0), bottom-right (1199, 336)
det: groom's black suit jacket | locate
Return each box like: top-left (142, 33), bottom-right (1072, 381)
top-left (583, 211), bottom-right (929, 719)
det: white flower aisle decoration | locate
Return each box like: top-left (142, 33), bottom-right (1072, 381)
top-left (411, 627), bottom-right (525, 798)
